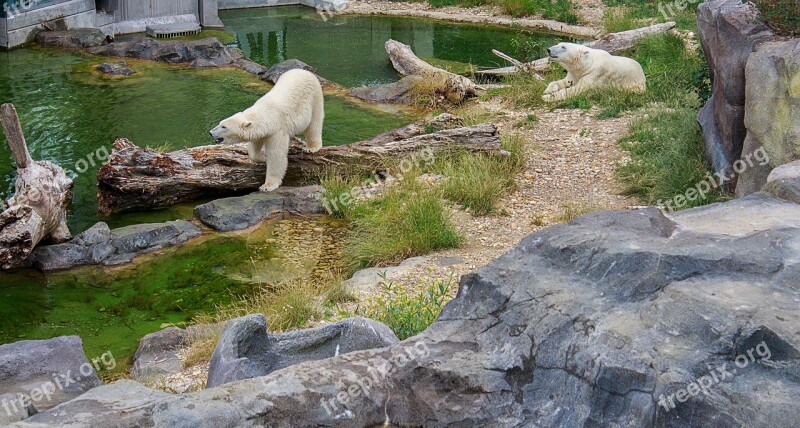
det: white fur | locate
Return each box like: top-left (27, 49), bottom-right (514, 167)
top-left (209, 69), bottom-right (325, 192)
top-left (542, 42), bottom-right (646, 102)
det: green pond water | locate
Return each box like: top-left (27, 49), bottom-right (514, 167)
top-left (0, 9), bottom-right (569, 368)
top-left (221, 6), bottom-right (570, 87)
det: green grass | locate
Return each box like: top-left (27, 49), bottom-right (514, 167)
top-left (602, 0), bottom-right (699, 32)
top-left (342, 177), bottom-right (463, 272)
top-left (754, 0), bottom-right (800, 36)
top-left (615, 108), bottom-right (726, 210)
top-left (357, 275), bottom-right (454, 340)
top-left (426, 0), bottom-right (579, 22)
top-left (499, 33), bottom-right (709, 118)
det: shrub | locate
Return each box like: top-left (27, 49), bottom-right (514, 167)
top-left (357, 275), bottom-right (454, 340)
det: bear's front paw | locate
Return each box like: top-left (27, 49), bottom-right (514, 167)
top-left (259, 179), bottom-right (282, 192)
top-left (544, 81), bottom-right (560, 95)
top-left (541, 92), bottom-right (556, 102)
top-left (303, 141), bottom-right (322, 154)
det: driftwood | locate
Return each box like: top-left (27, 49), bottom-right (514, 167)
top-left (385, 39), bottom-right (484, 102)
top-left (97, 115), bottom-right (503, 214)
top-left (0, 104), bottom-right (73, 269)
top-left (477, 22), bottom-right (677, 76)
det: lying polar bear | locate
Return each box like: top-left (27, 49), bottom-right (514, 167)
top-left (209, 68), bottom-right (324, 192)
top-left (542, 42), bottom-right (646, 102)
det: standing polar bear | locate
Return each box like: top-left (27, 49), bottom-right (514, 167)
top-left (209, 69), bottom-right (324, 192)
top-left (542, 42), bottom-right (646, 102)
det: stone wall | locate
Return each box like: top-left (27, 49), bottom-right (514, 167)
top-left (697, 0), bottom-right (800, 196)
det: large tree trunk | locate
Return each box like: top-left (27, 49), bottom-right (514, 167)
top-left (385, 39), bottom-right (483, 102)
top-left (476, 22), bottom-right (678, 76)
top-left (0, 103), bottom-right (73, 269)
top-left (97, 115), bottom-right (504, 214)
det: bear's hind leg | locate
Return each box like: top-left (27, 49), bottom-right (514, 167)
top-left (260, 135), bottom-right (290, 192)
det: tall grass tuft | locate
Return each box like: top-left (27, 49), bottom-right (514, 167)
top-left (343, 178), bottom-right (463, 272)
top-left (615, 108), bottom-right (725, 209)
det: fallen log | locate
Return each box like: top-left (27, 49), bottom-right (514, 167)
top-left (476, 21), bottom-right (677, 76)
top-left (385, 39), bottom-right (484, 102)
top-left (0, 103), bottom-right (73, 269)
top-left (97, 115), bottom-right (503, 214)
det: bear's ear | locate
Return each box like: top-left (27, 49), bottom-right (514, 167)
top-left (242, 121), bottom-right (253, 129)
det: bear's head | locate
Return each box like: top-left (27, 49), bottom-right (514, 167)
top-left (547, 42), bottom-right (590, 69)
top-left (209, 112), bottom-right (254, 145)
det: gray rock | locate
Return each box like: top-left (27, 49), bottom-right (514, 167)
top-left (87, 37), bottom-right (241, 68)
top-left (260, 59), bottom-right (326, 84)
top-left (72, 222), bottom-right (111, 247)
top-left (194, 186), bottom-right (324, 232)
top-left (348, 75), bottom-right (421, 104)
top-left (34, 29), bottom-right (106, 49)
top-left (343, 256), bottom-right (430, 293)
top-left (0, 337), bottom-right (102, 414)
top-left (95, 62), bottom-right (136, 76)
top-left (206, 315), bottom-right (399, 388)
top-left (736, 39), bottom-right (800, 196)
top-left (696, 0), bottom-right (773, 188)
top-left (30, 220), bottom-right (202, 271)
top-left (131, 327), bottom-right (187, 379)
top-left (15, 193), bottom-right (800, 427)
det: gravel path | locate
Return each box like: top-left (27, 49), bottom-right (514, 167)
top-left (373, 100), bottom-right (640, 296)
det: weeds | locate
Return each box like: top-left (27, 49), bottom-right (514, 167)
top-left (356, 275), bottom-right (454, 340)
top-left (426, 0), bottom-right (578, 22)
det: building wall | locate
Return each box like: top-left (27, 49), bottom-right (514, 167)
top-left (0, 0), bottom-right (95, 48)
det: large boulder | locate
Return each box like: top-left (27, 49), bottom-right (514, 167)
top-left (14, 193), bottom-right (800, 427)
top-left (35, 29), bottom-right (106, 49)
top-left (763, 160), bottom-right (800, 203)
top-left (0, 337), bottom-right (102, 415)
top-left (736, 39), bottom-right (800, 196)
top-left (131, 327), bottom-right (187, 380)
top-left (87, 37), bottom-right (243, 68)
top-left (29, 220), bottom-right (202, 271)
top-left (194, 186), bottom-right (325, 232)
top-left (696, 0), bottom-right (773, 189)
top-left (206, 315), bottom-right (399, 388)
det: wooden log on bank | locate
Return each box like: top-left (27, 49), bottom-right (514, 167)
top-left (97, 115), bottom-right (504, 214)
top-left (385, 39), bottom-right (484, 102)
top-left (477, 22), bottom-right (678, 76)
top-left (0, 103), bottom-right (73, 269)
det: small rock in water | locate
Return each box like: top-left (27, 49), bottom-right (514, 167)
top-left (96, 62), bottom-right (136, 76)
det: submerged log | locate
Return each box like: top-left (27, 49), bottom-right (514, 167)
top-left (0, 103), bottom-right (73, 269)
top-left (476, 22), bottom-right (678, 76)
top-left (97, 115), bottom-right (503, 214)
top-left (385, 39), bottom-right (484, 102)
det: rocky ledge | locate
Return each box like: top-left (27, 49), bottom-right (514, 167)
top-left (29, 220), bottom-right (201, 271)
top-left (11, 187), bottom-right (800, 427)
